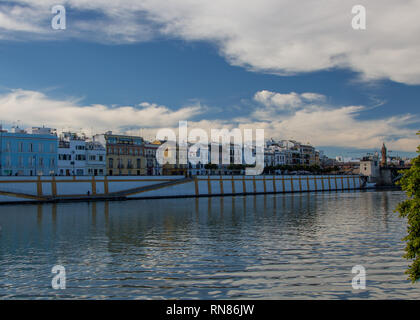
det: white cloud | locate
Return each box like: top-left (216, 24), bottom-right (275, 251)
top-left (1, 1), bottom-right (420, 84)
top-left (252, 91), bottom-right (327, 120)
top-left (254, 91), bottom-right (302, 109)
top-left (0, 88), bottom-right (417, 153)
top-left (253, 90), bottom-right (325, 110)
top-left (0, 89), bottom-right (203, 135)
top-left (247, 90), bottom-right (419, 152)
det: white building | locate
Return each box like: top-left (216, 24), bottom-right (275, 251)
top-left (58, 132), bottom-right (107, 176)
top-left (267, 139), bottom-right (318, 166)
top-left (58, 132), bottom-right (87, 176)
top-left (186, 142), bottom-right (208, 175)
top-left (360, 154), bottom-right (380, 182)
top-left (144, 142), bottom-right (162, 175)
top-left (86, 139), bottom-right (106, 176)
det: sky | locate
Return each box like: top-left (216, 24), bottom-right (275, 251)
top-left (0, 0), bottom-right (419, 158)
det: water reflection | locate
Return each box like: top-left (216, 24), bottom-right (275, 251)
top-left (0, 190), bottom-right (417, 299)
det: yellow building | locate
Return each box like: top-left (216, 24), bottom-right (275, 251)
top-left (152, 140), bottom-right (187, 176)
top-left (95, 133), bottom-right (146, 176)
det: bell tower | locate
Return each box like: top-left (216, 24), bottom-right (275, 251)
top-left (381, 143), bottom-right (387, 167)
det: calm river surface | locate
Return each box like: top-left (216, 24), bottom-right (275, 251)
top-left (0, 190), bottom-right (418, 299)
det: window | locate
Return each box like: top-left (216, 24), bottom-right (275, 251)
top-left (99, 156), bottom-right (103, 162)
top-left (50, 144), bottom-right (54, 153)
top-left (137, 158), bottom-right (141, 169)
top-left (29, 143), bottom-right (33, 152)
top-left (59, 154), bottom-right (72, 161)
top-left (39, 157), bottom-right (44, 167)
top-left (109, 158), bottom-right (114, 168)
top-left (18, 142), bottom-right (24, 152)
top-left (18, 156), bottom-right (23, 167)
top-left (39, 144), bottom-right (43, 153)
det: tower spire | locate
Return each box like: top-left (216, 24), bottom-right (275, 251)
top-left (381, 142), bottom-right (387, 167)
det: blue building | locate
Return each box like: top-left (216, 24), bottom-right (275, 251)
top-left (0, 126), bottom-right (58, 176)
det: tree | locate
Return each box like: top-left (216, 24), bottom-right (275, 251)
top-left (228, 164), bottom-right (245, 171)
top-left (396, 131), bottom-right (420, 282)
top-left (204, 163), bottom-right (218, 170)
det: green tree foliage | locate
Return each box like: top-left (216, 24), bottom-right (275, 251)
top-left (396, 131), bottom-right (420, 282)
top-left (204, 163), bottom-right (218, 170)
top-left (227, 164), bottom-right (246, 171)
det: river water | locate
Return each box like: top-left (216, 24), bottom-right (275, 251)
top-left (0, 190), bottom-right (418, 299)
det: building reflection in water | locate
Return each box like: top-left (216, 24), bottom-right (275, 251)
top-left (0, 190), bottom-right (403, 263)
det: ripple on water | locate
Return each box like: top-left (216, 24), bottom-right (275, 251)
top-left (0, 190), bottom-right (418, 299)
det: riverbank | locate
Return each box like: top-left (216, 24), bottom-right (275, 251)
top-left (0, 175), bottom-right (363, 204)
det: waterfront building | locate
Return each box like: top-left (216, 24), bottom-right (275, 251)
top-left (267, 145), bottom-right (287, 167)
top-left (266, 139), bottom-right (319, 166)
top-left (57, 132), bottom-right (87, 176)
top-left (86, 139), bottom-right (106, 176)
top-left (94, 132), bottom-right (147, 176)
top-left (299, 143), bottom-right (317, 165)
top-left (186, 142), bottom-right (207, 176)
top-left (150, 140), bottom-right (189, 176)
top-left (264, 147), bottom-right (275, 168)
top-left (144, 141), bottom-right (162, 175)
top-left (0, 126), bottom-right (58, 176)
top-left (360, 153), bottom-right (380, 182)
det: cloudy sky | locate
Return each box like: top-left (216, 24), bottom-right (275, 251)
top-left (0, 0), bottom-right (419, 157)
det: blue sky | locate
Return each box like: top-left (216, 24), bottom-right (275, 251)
top-left (0, 1), bottom-right (419, 158)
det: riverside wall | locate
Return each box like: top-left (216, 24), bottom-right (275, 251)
top-left (0, 175), bottom-right (363, 203)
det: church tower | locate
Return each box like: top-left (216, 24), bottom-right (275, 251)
top-left (381, 143), bottom-right (387, 167)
